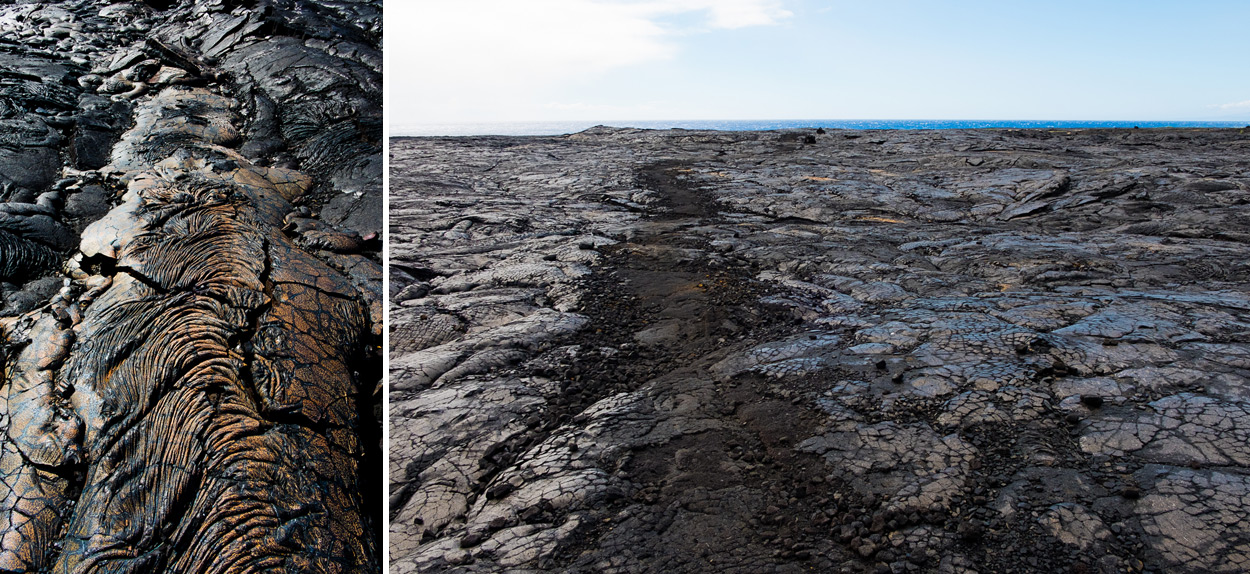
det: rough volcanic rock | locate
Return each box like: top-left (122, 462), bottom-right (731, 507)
top-left (390, 126), bottom-right (1250, 573)
top-left (0, 1), bottom-right (381, 572)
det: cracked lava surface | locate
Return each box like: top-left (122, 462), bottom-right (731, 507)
top-left (390, 126), bottom-right (1250, 573)
top-left (1, 1), bottom-right (381, 571)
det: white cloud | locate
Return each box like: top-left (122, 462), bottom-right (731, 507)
top-left (390, 0), bottom-right (790, 123)
top-left (638, 0), bottom-right (793, 29)
top-left (405, 1), bottom-right (671, 86)
top-left (1212, 100), bottom-right (1250, 110)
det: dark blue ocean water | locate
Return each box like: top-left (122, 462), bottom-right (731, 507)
top-left (396, 119), bottom-right (1250, 137)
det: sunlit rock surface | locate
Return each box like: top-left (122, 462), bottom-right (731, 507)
top-left (391, 126), bottom-right (1250, 573)
top-left (0, 1), bottom-right (381, 571)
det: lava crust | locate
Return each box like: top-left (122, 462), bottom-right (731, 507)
top-left (0, 1), bottom-right (381, 572)
top-left (390, 126), bottom-right (1250, 574)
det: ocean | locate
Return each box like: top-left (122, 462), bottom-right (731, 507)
top-left (395, 119), bottom-right (1250, 137)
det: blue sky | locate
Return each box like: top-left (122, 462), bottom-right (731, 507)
top-left (391, 0), bottom-right (1250, 128)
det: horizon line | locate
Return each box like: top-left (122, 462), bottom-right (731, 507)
top-left (396, 117), bottom-right (1250, 126)
top-left (393, 118), bottom-right (1250, 137)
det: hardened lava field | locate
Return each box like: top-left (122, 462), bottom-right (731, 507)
top-left (390, 126), bottom-right (1250, 574)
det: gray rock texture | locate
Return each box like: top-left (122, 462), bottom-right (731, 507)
top-left (391, 126), bottom-right (1250, 573)
top-left (1, 1), bottom-right (381, 571)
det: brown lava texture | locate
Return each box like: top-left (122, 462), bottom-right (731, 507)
top-left (1, 1), bottom-right (382, 572)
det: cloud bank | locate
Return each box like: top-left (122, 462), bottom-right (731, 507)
top-left (392, 0), bottom-right (791, 123)
top-left (1213, 100), bottom-right (1250, 110)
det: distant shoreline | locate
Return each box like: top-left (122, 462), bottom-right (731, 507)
top-left (393, 119), bottom-right (1250, 137)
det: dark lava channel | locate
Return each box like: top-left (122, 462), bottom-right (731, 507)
top-left (553, 164), bottom-right (849, 572)
top-left (391, 127), bottom-right (1250, 574)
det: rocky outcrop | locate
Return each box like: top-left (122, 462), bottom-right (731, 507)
top-left (391, 126), bottom-right (1250, 573)
top-left (1, 1), bottom-right (380, 571)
